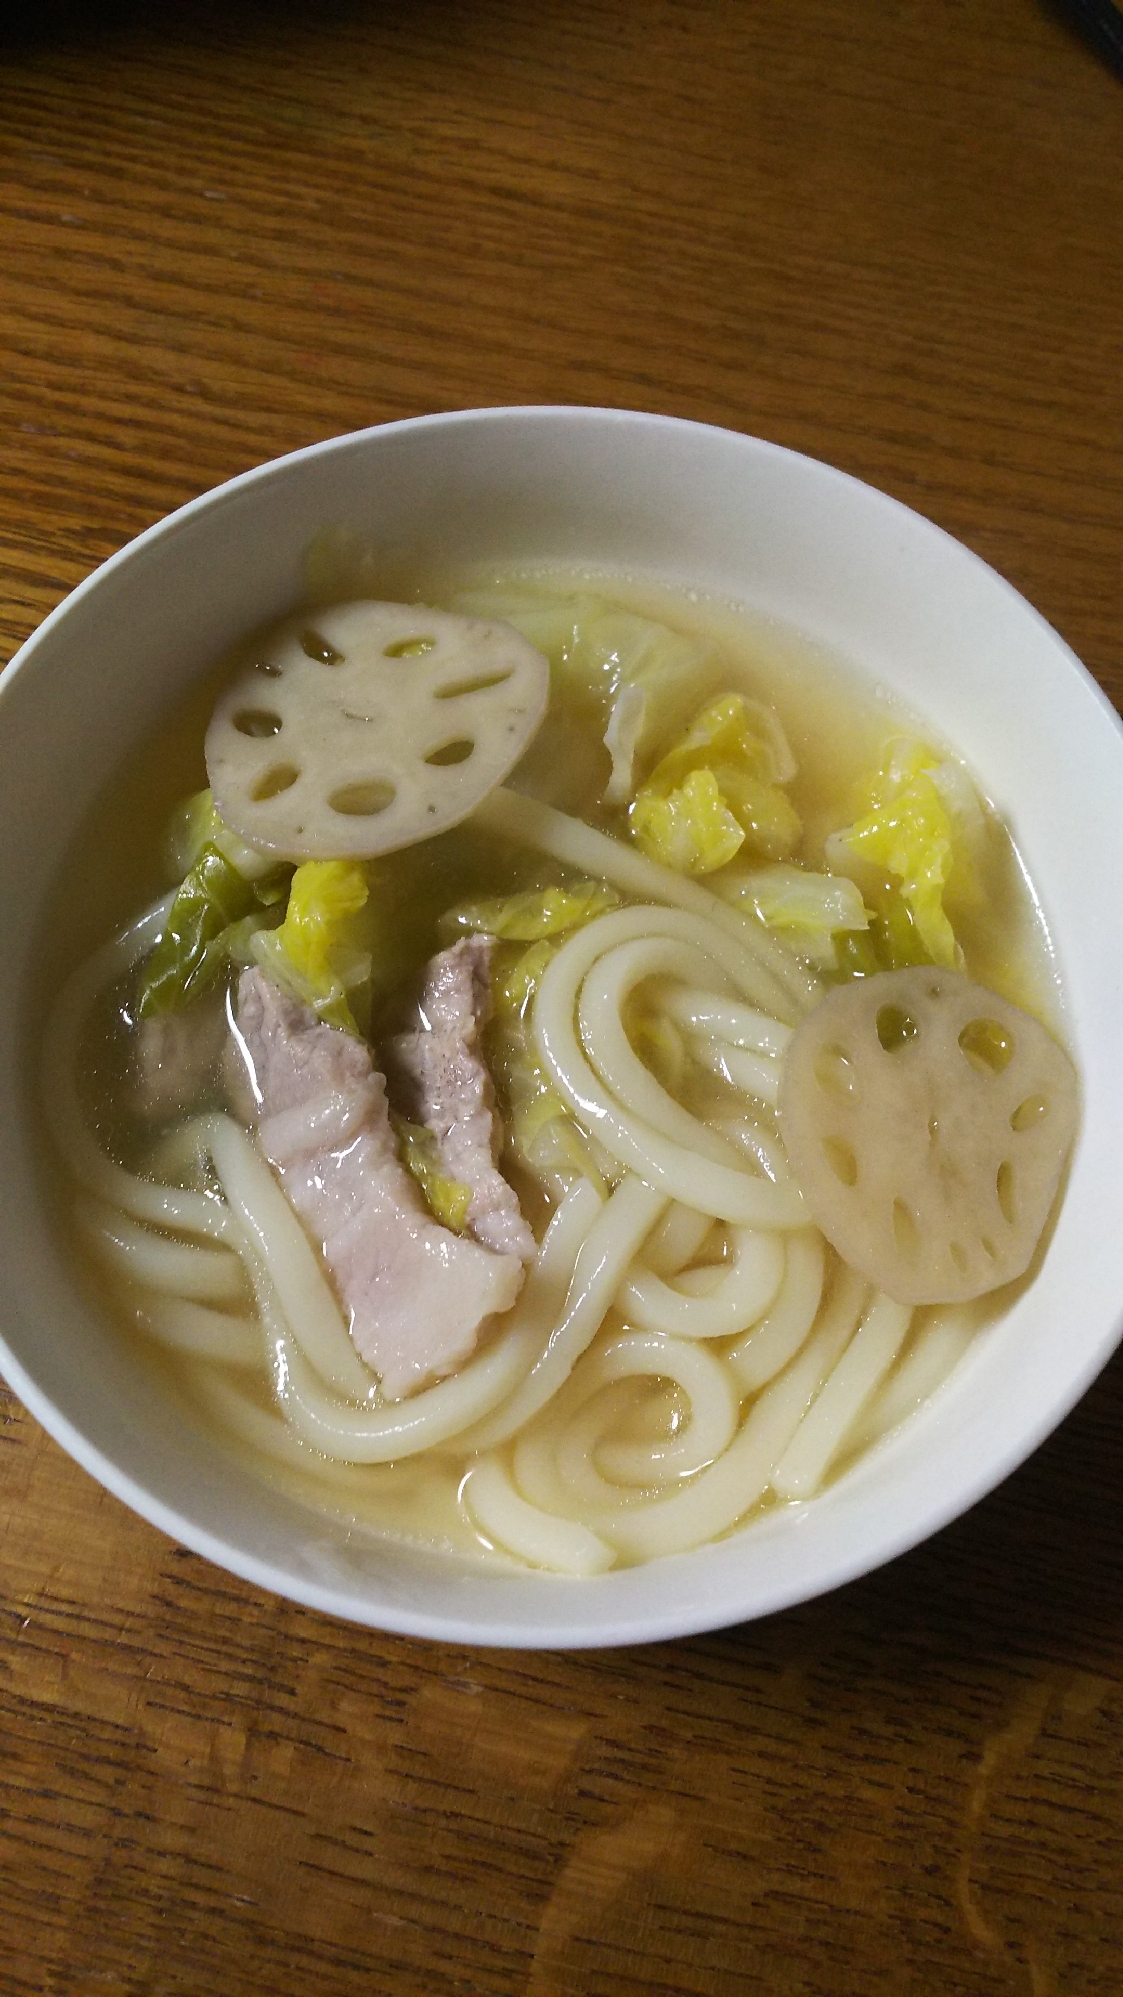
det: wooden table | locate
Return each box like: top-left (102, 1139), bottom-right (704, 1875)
top-left (2, 4), bottom-right (1121, 1990)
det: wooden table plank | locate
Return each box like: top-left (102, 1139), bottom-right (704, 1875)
top-left (2, 2), bottom-right (1121, 1991)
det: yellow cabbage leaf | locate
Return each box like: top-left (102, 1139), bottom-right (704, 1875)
top-left (629, 767), bottom-right (746, 876)
top-left (650, 692), bottom-right (792, 789)
top-left (715, 864), bottom-right (870, 967)
top-left (838, 740), bottom-right (959, 969)
top-left (440, 880), bottom-right (618, 945)
top-left (493, 938), bottom-right (558, 1021)
top-left (628, 694), bottom-right (801, 876)
top-left (252, 859), bottom-right (371, 1032)
top-left (391, 1116), bottom-right (472, 1233)
top-left (484, 935), bottom-right (608, 1194)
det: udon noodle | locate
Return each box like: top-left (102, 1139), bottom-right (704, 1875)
top-left (41, 570), bottom-right (1073, 1573)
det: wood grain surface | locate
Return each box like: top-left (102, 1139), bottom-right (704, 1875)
top-left (1, 3), bottom-right (1121, 1991)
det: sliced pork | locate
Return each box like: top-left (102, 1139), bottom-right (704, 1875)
top-left (235, 968), bottom-right (524, 1400)
top-left (388, 934), bottom-right (536, 1264)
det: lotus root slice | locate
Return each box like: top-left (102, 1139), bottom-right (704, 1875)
top-left (778, 966), bottom-right (1077, 1304)
top-left (205, 601), bottom-right (549, 860)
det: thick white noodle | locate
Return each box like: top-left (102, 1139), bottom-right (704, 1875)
top-left (195, 1372), bottom-right (428, 1493)
top-left (43, 894), bottom-right (236, 1243)
top-left (563, 1331), bottom-right (740, 1492)
top-left (473, 787), bottom-right (819, 1017)
top-left (513, 1399), bottom-right (610, 1519)
top-left (535, 908), bottom-right (807, 1227)
top-left (571, 902), bottom-right (797, 1021)
top-left (75, 1194), bottom-right (249, 1305)
top-left (461, 1174), bottom-right (666, 1450)
top-left (145, 1118), bottom-right (229, 1194)
top-left (770, 1292), bottom-right (914, 1500)
top-left (658, 986), bottom-right (793, 1060)
top-left (716, 1114), bottom-right (792, 1188)
top-left (441, 1178), bottom-right (605, 1453)
top-left (598, 1265), bottom-right (869, 1561)
top-left (742, 1263), bottom-right (870, 1457)
top-left (578, 938), bottom-right (746, 1168)
top-left (137, 1296), bottom-right (262, 1365)
top-left (197, 1113), bottom-right (377, 1403)
top-left (670, 1263), bottom-right (732, 1295)
top-left (531, 1383), bottom-right (655, 1507)
top-left (462, 1455), bottom-right (615, 1576)
top-left (617, 1224), bottom-right (785, 1339)
top-left (686, 1034), bottom-right (781, 1107)
top-left (273, 1327), bottom-right (536, 1463)
top-left (200, 1371), bottom-right (345, 1469)
top-left (842, 1308), bottom-right (976, 1460)
top-left (727, 1231), bottom-right (827, 1390)
top-left (640, 1203), bottom-right (715, 1277)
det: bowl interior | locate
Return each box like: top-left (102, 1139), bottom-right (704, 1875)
top-left (3, 406), bottom-right (1123, 1646)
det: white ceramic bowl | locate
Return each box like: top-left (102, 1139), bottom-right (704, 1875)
top-left (3, 407), bottom-right (1122, 1648)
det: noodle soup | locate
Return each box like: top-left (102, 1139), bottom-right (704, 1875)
top-left (40, 562), bottom-right (1075, 1576)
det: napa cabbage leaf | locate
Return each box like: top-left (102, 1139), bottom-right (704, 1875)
top-left (603, 682), bottom-right (648, 806)
top-left (449, 585), bottom-right (727, 805)
top-left (446, 881), bottom-right (613, 1195)
top-left (628, 694), bottom-right (801, 876)
top-left (138, 845), bottom-right (266, 1018)
top-left (714, 864), bottom-right (870, 967)
top-left (629, 767), bottom-right (746, 876)
top-left (439, 880), bottom-right (619, 944)
top-left (832, 739), bottom-right (968, 969)
top-left (139, 788), bottom-right (293, 1018)
top-left (566, 604), bottom-right (721, 765)
top-left (391, 1115), bottom-right (472, 1233)
top-left (163, 786), bottom-right (280, 888)
top-left (251, 859), bottom-right (372, 1033)
top-left (647, 691), bottom-right (795, 790)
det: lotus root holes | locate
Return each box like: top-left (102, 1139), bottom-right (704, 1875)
top-left (814, 1042), bottom-right (857, 1099)
top-left (251, 763), bottom-right (299, 801)
top-left (205, 601), bottom-right (549, 859)
top-left (329, 779), bottom-right (396, 818)
top-left (384, 635), bottom-right (436, 658)
top-left (233, 709), bottom-right (282, 738)
top-left (300, 629), bottom-right (344, 665)
top-left (822, 1136), bottom-right (859, 1187)
top-left (424, 739), bottom-right (475, 767)
top-left (1011, 1093), bottom-right (1048, 1131)
top-left (436, 670), bottom-right (513, 699)
top-left (892, 1198), bottom-right (920, 1259)
top-left (876, 1005), bottom-right (918, 1052)
top-left (959, 1016), bottom-right (1014, 1074)
top-left (778, 964), bottom-right (1078, 1304)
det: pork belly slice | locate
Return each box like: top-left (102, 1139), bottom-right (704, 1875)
top-left (388, 934), bottom-right (536, 1264)
top-left (234, 968), bottom-right (524, 1400)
